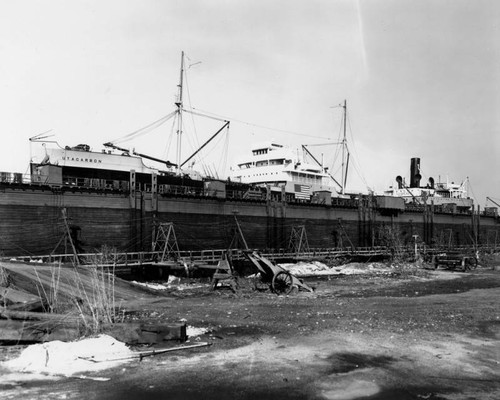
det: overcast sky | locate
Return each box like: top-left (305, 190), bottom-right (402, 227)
top-left (0, 0), bottom-right (498, 207)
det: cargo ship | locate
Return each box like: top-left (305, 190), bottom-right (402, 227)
top-left (0, 54), bottom-right (498, 257)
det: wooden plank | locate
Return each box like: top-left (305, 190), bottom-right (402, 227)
top-left (6, 300), bottom-right (45, 312)
top-left (0, 319), bottom-right (80, 343)
top-left (0, 286), bottom-right (41, 305)
top-left (139, 323), bottom-right (187, 343)
top-left (0, 308), bottom-right (83, 323)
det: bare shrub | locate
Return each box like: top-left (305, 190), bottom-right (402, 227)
top-left (0, 266), bottom-right (9, 308)
top-left (479, 251), bottom-right (500, 270)
top-left (33, 263), bottom-right (62, 313)
top-left (72, 248), bottom-right (121, 335)
top-left (390, 262), bottom-right (430, 279)
top-left (378, 225), bottom-right (408, 262)
top-left (0, 266), bottom-right (8, 287)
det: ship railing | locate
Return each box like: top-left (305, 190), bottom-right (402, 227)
top-left (226, 189), bottom-right (263, 200)
top-left (158, 184), bottom-right (205, 197)
top-left (404, 202), bottom-right (475, 216)
top-left (0, 171), bottom-right (133, 191)
top-left (0, 172), bottom-right (31, 185)
top-left (481, 210), bottom-right (499, 218)
top-left (61, 176), bottom-right (130, 191)
top-left (331, 198), bottom-right (359, 208)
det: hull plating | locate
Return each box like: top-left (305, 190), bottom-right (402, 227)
top-left (0, 185), bottom-right (498, 256)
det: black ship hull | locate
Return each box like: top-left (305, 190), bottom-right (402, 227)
top-left (1, 181), bottom-right (498, 257)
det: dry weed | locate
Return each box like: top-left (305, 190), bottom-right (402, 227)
top-left (72, 249), bottom-right (122, 335)
top-left (0, 266), bottom-right (8, 287)
top-left (33, 263), bottom-right (62, 313)
top-left (389, 262), bottom-right (430, 279)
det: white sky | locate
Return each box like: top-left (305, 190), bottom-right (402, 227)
top-left (0, 0), bottom-right (498, 207)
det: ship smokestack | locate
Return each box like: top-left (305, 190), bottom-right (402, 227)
top-left (410, 157), bottom-right (421, 188)
top-left (428, 177), bottom-right (435, 189)
top-left (396, 175), bottom-right (403, 189)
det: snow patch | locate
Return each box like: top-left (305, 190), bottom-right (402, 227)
top-left (131, 280), bottom-right (169, 290)
top-left (187, 326), bottom-right (209, 337)
top-left (131, 276), bottom-right (207, 291)
top-left (2, 334), bottom-right (133, 376)
top-left (278, 261), bottom-right (392, 277)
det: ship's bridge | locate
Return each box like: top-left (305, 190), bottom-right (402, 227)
top-left (251, 142), bottom-right (284, 155)
top-left (231, 141), bottom-right (335, 192)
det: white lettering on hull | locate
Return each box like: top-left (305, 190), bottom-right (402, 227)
top-left (62, 157), bottom-right (102, 163)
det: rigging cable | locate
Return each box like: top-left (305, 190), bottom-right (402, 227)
top-left (183, 67), bottom-right (202, 161)
top-left (219, 126), bottom-right (230, 176)
top-left (182, 68), bottom-right (231, 175)
top-left (345, 107), bottom-right (370, 190)
top-left (329, 105), bottom-right (344, 178)
top-left (467, 179), bottom-right (479, 206)
top-left (162, 113), bottom-right (178, 161)
top-left (186, 106), bottom-right (333, 140)
top-left (107, 111), bottom-right (177, 145)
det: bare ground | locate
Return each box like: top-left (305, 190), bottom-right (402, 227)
top-left (1, 264), bottom-right (499, 400)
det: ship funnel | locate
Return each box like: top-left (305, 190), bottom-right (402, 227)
top-left (396, 175), bottom-right (403, 189)
top-left (428, 177), bottom-right (435, 189)
top-left (410, 157), bottom-right (421, 188)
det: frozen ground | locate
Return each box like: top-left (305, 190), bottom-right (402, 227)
top-left (1, 261), bottom-right (499, 399)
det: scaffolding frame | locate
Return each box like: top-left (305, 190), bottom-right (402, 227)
top-left (152, 222), bottom-right (181, 262)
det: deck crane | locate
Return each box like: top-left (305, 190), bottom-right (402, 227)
top-left (486, 197), bottom-right (500, 208)
top-left (103, 142), bottom-right (177, 168)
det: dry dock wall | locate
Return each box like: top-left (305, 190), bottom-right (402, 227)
top-left (0, 186), bottom-right (498, 256)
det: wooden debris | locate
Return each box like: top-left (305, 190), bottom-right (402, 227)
top-left (210, 255), bottom-right (239, 292)
top-left (136, 342), bottom-right (211, 360)
top-left (0, 261), bottom-right (187, 345)
top-left (0, 286), bottom-right (45, 312)
top-left (79, 342), bottom-right (212, 363)
top-left (0, 286), bottom-right (41, 305)
top-left (0, 308), bottom-right (187, 345)
top-left (103, 322), bottom-right (187, 344)
top-left (139, 323), bottom-right (187, 343)
top-left (0, 308), bottom-right (83, 323)
top-left (5, 300), bottom-right (45, 312)
top-left (0, 319), bottom-right (81, 343)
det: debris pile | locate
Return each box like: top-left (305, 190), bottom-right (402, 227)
top-left (279, 261), bottom-right (393, 277)
top-left (0, 261), bottom-right (186, 344)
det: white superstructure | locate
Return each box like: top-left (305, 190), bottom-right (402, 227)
top-left (30, 141), bottom-right (204, 180)
top-left (39, 145), bottom-right (161, 174)
top-left (384, 157), bottom-right (474, 210)
top-left (385, 180), bottom-right (474, 209)
top-left (231, 142), bottom-right (339, 200)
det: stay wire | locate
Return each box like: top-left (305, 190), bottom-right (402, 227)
top-left (467, 180), bottom-right (479, 206)
top-left (183, 68), bottom-right (202, 156)
top-left (346, 109), bottom-right (369, 190)
top-left (329, 106), bottom-right (344, 177)
top-left (162, 113), bottom-right (177, 161)
top-left (188, 106), bottom-right (333, 141)
top-left (108, 111), bottom-right (177, 145)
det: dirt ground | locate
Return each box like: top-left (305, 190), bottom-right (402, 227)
top-left (1, 262), bottom-right (499, 400)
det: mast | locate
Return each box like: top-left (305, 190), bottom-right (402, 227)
top-left (175, 51), bottom-right (185, 174)
top-left (341, 99), bottom-right (347, 195)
